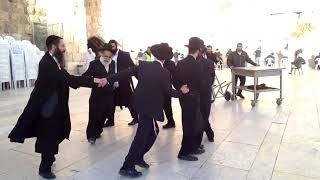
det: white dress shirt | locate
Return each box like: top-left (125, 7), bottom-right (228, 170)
top-left (49, 52), bottom-right (61, 70)
top-left (112, 49), bottom-right (120, 88)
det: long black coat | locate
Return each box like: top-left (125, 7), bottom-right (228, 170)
top-left (83, 59), bottom-right (115, 138)
top-left (173, 55), bottom-right (204, 136)
top-left (200, 57), bottom-right (215, 100)
top-left (163, 60), bottom-right (176, 80)
top-left (108, 61), bottom-right (181, 121)
top-left (83, 59), bottom-right (115, 96)
top-left (115, 50), bottom-right (136, 107)
top-left (8, 52), bottom-right (95, 154)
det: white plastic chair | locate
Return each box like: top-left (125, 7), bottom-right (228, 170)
top-left (266, 58), bottom-right (275, 67)
top-left (0, 39), bottom-right (12, 90)
top-left (10, 41), bottom-right (26, 89)
top-left (316, 58), bottom-right (320, 70)
top-left (21, 40), bottom-right (39, 87)
top-left (3, 36), bottom-right (15, 45)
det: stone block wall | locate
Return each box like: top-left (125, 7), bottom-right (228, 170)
top-left (85, 0), bottom-right (103, 38)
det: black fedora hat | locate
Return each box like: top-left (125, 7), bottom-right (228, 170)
top-left (185, 37), bottom-right (205, 49)
top-left (151, 43), bottom-right (173, 60)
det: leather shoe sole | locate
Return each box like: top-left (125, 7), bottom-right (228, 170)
top-left (178, 154), bottom-right (198, 161)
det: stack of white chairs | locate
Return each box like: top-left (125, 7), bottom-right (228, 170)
top-left (8, 40), bottom-right (26, 89)
top-left (316, 58), bottom-right (320, 70)
top-left (21, 40), bottom-right (39, 87)
top-left (0, 36), bottom-right (12, 90)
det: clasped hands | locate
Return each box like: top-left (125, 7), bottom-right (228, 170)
top-left (94, 78), bottom-right (108, 87)
top-left (94, 78), bottom-right (190, 94)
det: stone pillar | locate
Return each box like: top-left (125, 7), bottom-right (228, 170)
top-left (0, 0), bottom-right (33, 40)
top-left (85, 0), bottom-right (103, 38)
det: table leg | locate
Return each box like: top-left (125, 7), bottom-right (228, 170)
top-left (232, 70), bottom-right (236, 100)
top-left (252, 74), bottom-right (257, 107)
top-left (280, 71), bottom-right (283, 99)
top-left (277, 70), bottom-right (283, 106)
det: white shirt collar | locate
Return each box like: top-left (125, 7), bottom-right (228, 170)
top-left (155, 59), bottom-right (164, 67)
top-left (49, 51), bottom-right (60, 68)
top-left (113, 49), bottom-right (120, 61)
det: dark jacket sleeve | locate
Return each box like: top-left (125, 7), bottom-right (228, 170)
top-left (43, 61), bottom-right (95, 88)
top-left (173, 61), bottom-right (184, 90)
top-left (227, 53), bottom-right (233, 68)
top-left (244, 52), bottom-right (258, 66)
top-left (162, 70), bottom-right (182, 98)
top-left (82, 61), bottom-right (94, 77)
top-left (107, 66), bottom-right (138, 84)
top-left (208, 61), bottom-right (215, 85)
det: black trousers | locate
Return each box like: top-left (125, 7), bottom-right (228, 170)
top-left (109, 88), bottom-right (138, 123)
top-left (179, 135), bottom-right (196, 155)
top-left (87, 94), bottom-right (113, 139)
top-left (235, 75), bottom-right (246, 94)
top-left (122, 114), bottom-right (159, 169)
top-left (194, 92), bottom-right (214, 148)
top-left (39, 154), bottom-right (55, 173)
top-left (164, 96), bottom-right (175, 124)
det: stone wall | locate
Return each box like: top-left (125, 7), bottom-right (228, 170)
top-left (0, 0), bottom-right (103, 74)
top-left (85, 0), bottom-right (103, 38)
top-left (0, 0), bottom-right (32, 40)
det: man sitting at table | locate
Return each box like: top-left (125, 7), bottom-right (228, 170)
top-left (227, 43), bottom-right (259, 99)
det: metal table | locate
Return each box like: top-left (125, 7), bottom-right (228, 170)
top-left (231, 67), bottom-right (284, 107)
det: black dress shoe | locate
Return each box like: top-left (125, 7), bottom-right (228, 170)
top-left (39, 171), bottom-right (56, 179)
top-left (236, 93), bottom-right (245, 99)
top-left (178, 154), bottom-right (198, 161)
top-left (199, 144), bottom-right (205, 150)
top-left (206, 132), bottom-right (215, 142)
top-left (104, 121), bottom-right (114, 127)
top-left (190, 148), bottom-right (205, 155)
top-left (162, 123), bottom-right (176, 129)
top-left (88, 138), bottom-right (96, 144)
top-left (96, 134), bottom-right (102, 139)
top-left (119, 168), bottom-right (142, 178)
top-left (128, 120), bottom-right (138, 126)
top-left (136, 160), bottom-right (150, 169)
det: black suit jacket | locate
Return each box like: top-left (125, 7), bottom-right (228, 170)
top-left (83, 59), bottom-right (115, 95)
top-left (200, 57), bottom-right (215, 93)
top-left (115, 50), bottom-right (135, 106)
top-left (163, 59), bottom-right (176, 82)
top-left (107, 61), bottom-right (181, 120)
top-left (173, 55), bottom-right (202, 94)
top-left (9, 52), bottom-right (94, 153)
top-left (206, 52), bottom-right (219, 63)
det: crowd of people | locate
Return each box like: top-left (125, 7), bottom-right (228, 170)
top-left (8, 34), bottom-right (260, 179)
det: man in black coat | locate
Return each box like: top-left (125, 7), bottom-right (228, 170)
top-left (227, 43), bottom-right (258, 99)
top-left (83, 43), bottom-right (116, 144)
top-left (162, 59), bottom-right (177, 129)
top-left (174, 37), bottom-right (206, 162)
top-left (104, 40), bottom-right (139, 127)
top-left (106, 43), bottom-right (189, 178)
top-left (194, 47), bottom-right (215, 150)
top-left (8, 36), bottom-right (104, 179)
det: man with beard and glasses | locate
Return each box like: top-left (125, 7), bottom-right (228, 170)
top-left (8, 35), bottom-right (106, 179)
top-left (104, 40), bottom-right (139, 127)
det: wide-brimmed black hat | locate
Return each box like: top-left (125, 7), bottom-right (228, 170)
top-left (99, 43), bottom-right (113, 52)
top-left (185, 37), bottom-right (205, 49)
top-left (151, 43), bottom-right (173, 60)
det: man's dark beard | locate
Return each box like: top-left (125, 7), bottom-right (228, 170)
top-left (54, 49), bottom-right (64, 64)
top-left (111, 48), bottom-right (118, 54)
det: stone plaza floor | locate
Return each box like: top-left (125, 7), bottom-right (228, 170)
top-left (0, 69), bottom-right (319, 180)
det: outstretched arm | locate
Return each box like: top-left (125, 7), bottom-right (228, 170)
top-left (107, 66), bottom-right (138, 84)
